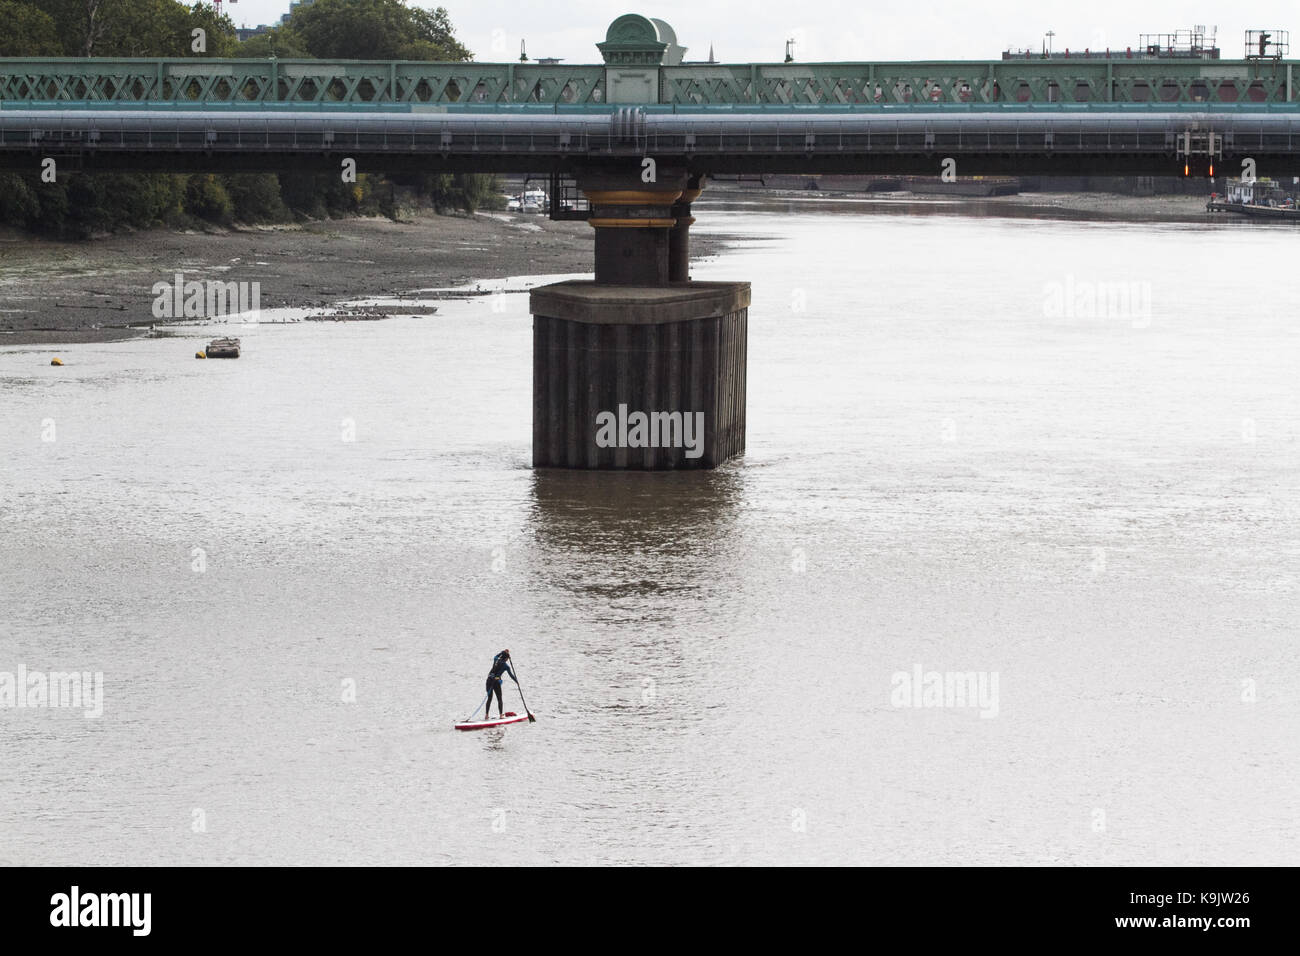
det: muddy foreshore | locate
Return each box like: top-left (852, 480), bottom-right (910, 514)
top-left (0, 213), bottom-right (624, 347)
top-left (0, 193), bottom-right (1223, 347)
top-left (705, 185), bottom-right (1217, 222)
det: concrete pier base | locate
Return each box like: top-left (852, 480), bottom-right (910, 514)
top-left (531, 281), bottom-right (749, 469)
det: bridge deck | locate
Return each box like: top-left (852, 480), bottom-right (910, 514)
top-left (4, 55), bottom-right (1296, 175)
top-left (2, 107), bottom-right (1294, 176)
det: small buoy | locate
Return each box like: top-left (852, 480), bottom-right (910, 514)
top-left (50, 357), bottom-right (63, 366)
top-left (195, 351), bottom-right (206, 359)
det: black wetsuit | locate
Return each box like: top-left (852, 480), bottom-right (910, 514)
top-left (485, 653), bottom-right (516, 716)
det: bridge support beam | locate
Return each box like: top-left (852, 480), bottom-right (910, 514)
top-left (668, 175), bottom-right (704, 282)
top-left (582, 170), bottom-right (685, 285)
top-left (530, 168), bottom-right (748, 469)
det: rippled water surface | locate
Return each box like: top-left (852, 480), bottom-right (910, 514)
top-left (2, 207), bottom-right (1297, 865)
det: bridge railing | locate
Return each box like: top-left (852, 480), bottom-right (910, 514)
top-left (659, 61), bottom-right (1297, 105)
top-left (0, 58), bottom-right (1294, 108)
top-left (0, 58), bottom-right (606, 106)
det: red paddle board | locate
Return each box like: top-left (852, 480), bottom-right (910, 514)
top-left (455, 711), bottom-right (533, 731)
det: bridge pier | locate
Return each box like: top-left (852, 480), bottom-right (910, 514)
top-left (530, 168), bottom-right (748, 469)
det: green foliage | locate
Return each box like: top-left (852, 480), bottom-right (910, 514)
top-left (277, 172), bottom-right (394, 219)
top-left (284, 0), bottom-right (469, 61)
top-left (0, 173), bottom-right (42, 225)
top-left (393, 172), bottom-right (504, 213)
top-left (238, 29), bottom-right (309, 59)
top-left (456, 174), bottom-right (506, 213)
top-left (64, 175), bottom-right (111, 235)
top-left (32, 178), bottom-right (71, 232)
top-left (183, 174), bottom-right (234, 223)
top-left (31, 0), bottom-right (236, 56)
top-left (0, 1), bottom-right (61, 56)
top-left (0, 171), bottom-right (188, 237)
top-left (277, 172), bottom-right (332, 220)
top-left (98, 173), bottom-right (186, 227)
top-left (1, 0), bottom-right (495, 237)
top-left (184, 2), bottom-right (239, 56)
top-left (220, 174), bottom-right (290, 223)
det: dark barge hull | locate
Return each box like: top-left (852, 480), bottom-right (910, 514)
top-left (1206, 201), bottom-right (1300, 220)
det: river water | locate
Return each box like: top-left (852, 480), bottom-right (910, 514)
top-left (2, 201), bottom-right (1297, 866)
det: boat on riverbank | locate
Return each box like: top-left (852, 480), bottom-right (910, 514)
top-left (1207, 179), bottom-right (1300, 220)
top-left (205, 337), bottom-right (240, 358)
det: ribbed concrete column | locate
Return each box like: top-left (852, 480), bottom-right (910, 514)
top-left (531, 282), bottom-right (749, 469)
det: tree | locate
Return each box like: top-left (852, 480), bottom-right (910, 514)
top-left (32, 0), bottom-right (236, 56)
top-left (238, 29), bottom-right (309, 59)
top-left (185, 2), bottom-right (239, 57)
top-left (0, 1), bottom-right (62, 56)
top-left (4, 0), bottom-right (490, 235)
top-left (285, 0), bottom-right (469, 61)
top-left (34, 0), bottom-right (134, 55)
top-left (400, 6), bottom-right (471, 60)
top-left (221, 174), bottom-right (290, 223)
top-left (0, 173), bottom-right (41, 226)
top-left (183, 174), bottom-right (233, 223)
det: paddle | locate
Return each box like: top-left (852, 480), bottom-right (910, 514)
top-left (512, 659), bottom-right (536, 722)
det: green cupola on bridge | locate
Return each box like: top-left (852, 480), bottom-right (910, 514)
top-left (597, 14), bottom-right (686, 66)
top-left (597, 14), bottom-right (685, 104)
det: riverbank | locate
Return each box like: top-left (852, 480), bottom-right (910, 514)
top-left (985, 191), bottom-right (1213, 221)
top-left (0, 192), bottom-right (1221, 347)
top-left (702, 184), bottom-right (1214, 222)
top-left (0, 212), bottom-right (619, 347)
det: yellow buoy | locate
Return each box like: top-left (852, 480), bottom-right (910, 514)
top-left (50, 357), bottom-right (63, 366)
top-left (195, 351), bottom-right (206, 359)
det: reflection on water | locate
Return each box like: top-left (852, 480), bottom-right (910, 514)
top-left (527, 467), bottom-right (746, 621)
top-left (528, 467), bottom-right (744, 557)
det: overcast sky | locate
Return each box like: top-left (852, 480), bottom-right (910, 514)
top-left (224, 0), bottom-right (1296, 63)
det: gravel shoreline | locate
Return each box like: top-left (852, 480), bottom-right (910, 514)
top-left (0, 193), bottom-right (1218, 347)
top-left (0, 213), bottom-right (611, 347)
top-left (983, 191), bottom-right (1213, 221)
top-left (705, 185), bottom-right (1215, 221)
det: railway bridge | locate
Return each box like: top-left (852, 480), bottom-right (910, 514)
top-left (4, 14), bottom-right (1297, 467)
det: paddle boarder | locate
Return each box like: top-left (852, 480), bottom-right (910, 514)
top-left (484, 649), bottom-right (517, 720)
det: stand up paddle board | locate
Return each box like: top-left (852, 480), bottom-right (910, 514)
top-left (455, 711), bottom-right (533, 731)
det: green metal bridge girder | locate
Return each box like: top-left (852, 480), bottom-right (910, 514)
top-left (663, 59), bottom-right (1297, 105)
top-left (0, 56), bottom-right (1295, 108)
top-left (0, 58), bottom-right (608, 107)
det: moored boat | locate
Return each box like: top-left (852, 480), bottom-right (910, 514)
top-left (206, 337), bottom-right (241, 358)
top-left (1207, 178), bottom-right (1300, 220)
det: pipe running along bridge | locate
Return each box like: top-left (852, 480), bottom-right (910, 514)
top-left (4, 14), bottom-right (1298, 468)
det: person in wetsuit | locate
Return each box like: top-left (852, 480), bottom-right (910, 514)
top-left (484, 649), bottom-right (517, 719)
